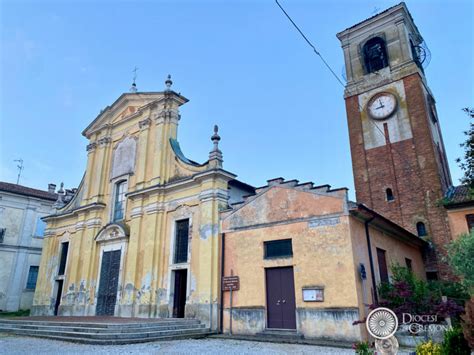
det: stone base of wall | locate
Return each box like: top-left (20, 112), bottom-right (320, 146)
top-left (223, 306), bottom-right (362, 342)
top-left (30, 305), bottom-right (54, 316)
top-left (223, 307), bottom-right (266, 335)
top-left (297, 307), bottom-right (362, 342)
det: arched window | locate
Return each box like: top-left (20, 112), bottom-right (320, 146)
top-left (416, 222), bottom-right (427, 237)
top-left (363, 37), bottom-right (388, 74)
top-left (113, 180), bottom-right (128, 222)
top-left (386, 188), bottom-right (394, 201)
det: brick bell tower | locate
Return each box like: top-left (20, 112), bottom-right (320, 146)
top-left (337, 3), bottom-right (453, 279)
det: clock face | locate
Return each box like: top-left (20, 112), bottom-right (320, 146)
top-left (367, 93), bottom-right (397, 120)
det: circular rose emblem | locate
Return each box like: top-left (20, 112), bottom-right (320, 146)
top-left (366, 307), bottom-right (398, 339)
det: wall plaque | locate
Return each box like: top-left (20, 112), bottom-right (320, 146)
top-left (222, 276), bottom-right (240, 291)
top-left (302, 287), bottom-right (324, 302)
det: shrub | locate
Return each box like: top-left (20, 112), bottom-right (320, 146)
top-left (353, 341), bottom-right (374, 355)
top-left (441, 326), bottom-right (470, 354)
top-left (377, 265), bottom-right (464, 323)
top-left (416, 340), bottom-right (441, 355)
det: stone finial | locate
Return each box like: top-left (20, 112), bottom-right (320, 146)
top-left (53, 182), bottom-right (66, 209)
top-left (165, 75), bottom-right (173, 91)
top-left (208, 125), bottom-right (223, 168)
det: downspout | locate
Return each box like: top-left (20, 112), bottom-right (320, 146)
top-left (219, 232), bottom-right (225, 333)
top-left (364, 217), bottom-right (378, 304)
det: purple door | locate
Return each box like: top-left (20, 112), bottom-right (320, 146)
top-left (265, 267), bottom-right (296, 329)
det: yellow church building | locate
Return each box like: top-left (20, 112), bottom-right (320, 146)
top-left (32, 77), bottom-right (253, 331)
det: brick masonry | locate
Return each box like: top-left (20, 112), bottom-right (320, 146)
top-left (345, 73), bottom-right (453, 279)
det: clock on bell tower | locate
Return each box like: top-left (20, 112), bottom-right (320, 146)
top-left (337, 3), bottom-right (453, 279)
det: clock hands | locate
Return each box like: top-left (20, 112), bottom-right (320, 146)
top-left (376, 98), bottom-right (385, 110)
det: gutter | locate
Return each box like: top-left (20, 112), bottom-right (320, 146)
top-left (364, 217), bottom-right (378, 304)
top-left (219, 233), bottom-right (225, 333)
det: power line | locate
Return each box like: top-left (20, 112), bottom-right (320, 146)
top-left (274, 0), bottom-right (426, 186)
top-left (275, 0), bottom-right (345, 87)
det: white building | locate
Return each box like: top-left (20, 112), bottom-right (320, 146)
top-left (0, 182), bottom-right (57, 312)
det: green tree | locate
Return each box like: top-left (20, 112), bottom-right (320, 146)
top-left (456, 108), bottom-right (474, 188)
top-left (447, 231), bottom-right (474, 295)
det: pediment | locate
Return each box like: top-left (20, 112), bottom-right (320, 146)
top-left (95, 222), bottom-right (129, 243)
top-left (82, 91), bottom-right (188, 138)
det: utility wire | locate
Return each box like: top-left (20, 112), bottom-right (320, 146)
top-left (274, 0), bottom-right (426, 187)
top-left (275, 0), bottom-right (345, 87)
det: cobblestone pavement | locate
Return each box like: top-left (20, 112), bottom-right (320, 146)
top-left (0, 334), bottom-right (354, 354)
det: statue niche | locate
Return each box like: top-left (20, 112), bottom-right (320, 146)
top-left (111, 136), bottom-right (137, 179)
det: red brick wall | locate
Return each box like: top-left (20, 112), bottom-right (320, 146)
top-left (345, 73), bottom-right (453, 278)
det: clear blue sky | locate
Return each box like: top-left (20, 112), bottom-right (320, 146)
top-left (1, 0), bottom-right (472, 199)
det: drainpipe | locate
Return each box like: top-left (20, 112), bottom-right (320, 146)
top-left (219, 232), bottom-right (225, 333)
top-left (364, 217), bottom-right (378, 304)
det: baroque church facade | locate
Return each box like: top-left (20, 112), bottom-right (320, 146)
top-left (32, 80), bottom-right (253, 328)
top-left (33, 2), bottom-right (455, 341)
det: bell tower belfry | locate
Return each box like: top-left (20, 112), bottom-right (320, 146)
top-left (337, 2), bottom-right (452, 278)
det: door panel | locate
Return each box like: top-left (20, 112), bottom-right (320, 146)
top-left (96, 250), bottom-right (121, 316)
top-left (266, 268), bottom-right (283, 328)
top-left (173, 270), bottom-right (187, 318)
top-left (280, 267), bottom-right (297, 329)
top-left (54, 280), bottom-right (63, 316)
top-left (265, 267), bottom-right (296, 329)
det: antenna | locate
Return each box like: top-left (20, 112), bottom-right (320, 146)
top-left (14, 159), bottom-right (24, 185)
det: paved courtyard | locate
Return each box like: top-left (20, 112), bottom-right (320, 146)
top-left (0, 334), bottom-right (354, 354)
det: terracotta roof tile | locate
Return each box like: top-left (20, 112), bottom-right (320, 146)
top-left (0, 181), bottom-right (57, 201)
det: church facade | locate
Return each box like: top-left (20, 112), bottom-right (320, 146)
top-left (32, 81), bottom-right (252, 330)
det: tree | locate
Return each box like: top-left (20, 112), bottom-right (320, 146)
top-left (456, 108), bottom-right (474, 188)
top-left (447, 231), bottom-right (474, 349)
top-left (447, 231), bottom-right (474, 295)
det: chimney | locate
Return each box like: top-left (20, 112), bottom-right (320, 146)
top-left (48, 183), bottom-right (56, 194)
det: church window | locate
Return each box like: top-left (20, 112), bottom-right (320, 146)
top-left (405, 258), bottom-right (412, 271)
top-left (363, 37), bottom-right (388, 74)
top-left (416, 222), bottom-right (427, 237)
top-left (376, 248), bottom-right (389, 283)
top-left (174, 219), bottom-right (189, 264)
top-left (113, 180), bottom-right (128, 222)
top-left (35, 217), bottom-right (46, 237)
top-left (26, 266), bottom-right (39, 289)
top-left (386, 188), bottom-right (394, 201)
top-left (58, 242), bottom-right (69, 276)
top-left (264, 239), bottom-right (293, 259)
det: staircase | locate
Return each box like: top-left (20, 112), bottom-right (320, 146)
top-left (256, 328), bottom-right (304, 342)
top-left (0, 318), bottom-right (211, 345)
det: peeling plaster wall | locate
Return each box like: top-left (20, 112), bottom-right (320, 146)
top-left (221, 187), bottom-right (362, 341)
top-left (33, 92), bottom-right (230, 332)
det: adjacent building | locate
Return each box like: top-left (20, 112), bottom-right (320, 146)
top-left (443, 185), bottom-right (474, 239)
top-left (221, 178), bottom-right (427, 340)
top-left (0, 182), bottom-right (57, 312)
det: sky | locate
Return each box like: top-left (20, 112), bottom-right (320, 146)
top-left (1, 0), bottom-right (473, 199)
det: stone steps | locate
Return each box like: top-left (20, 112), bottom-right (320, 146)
top-left (0, 320), bottom-right (201, 332)
top-left (0, 318), bottom-right (211, 344)
top-left (256, 328), bottom-right (304, 341)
